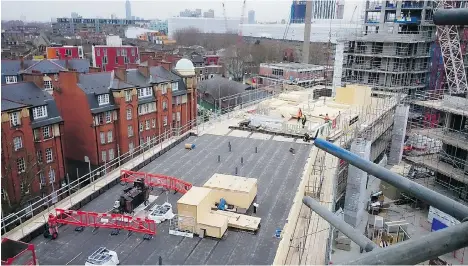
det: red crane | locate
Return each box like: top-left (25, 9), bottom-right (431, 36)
top-left (238, 0), bottom-right (247, 45)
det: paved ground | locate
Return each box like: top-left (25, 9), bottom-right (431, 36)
top-left (31, 134), bottom-right (312, 265)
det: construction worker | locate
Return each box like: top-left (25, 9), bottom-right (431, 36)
top-left (47, 213), bottom-right (59, 239)
top-left (302, 115), bottom-right (307, 128)
top-left (324, 113), bottom-right (330, 123)
top-left (297, 108), bottom-right (303, 123)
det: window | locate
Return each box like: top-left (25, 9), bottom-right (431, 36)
top-left (43, 126), bottom-right (51, 139)
top-left (45, 148), bottom-right (53, 163)
top-left (97, 94), bottom-right (110, 105)
top-left (152, 118), bottom-right (156, 128)
top-left (95, 114), bottom-right (104, 125)
top-left (126, 108), bottom-right (132, 120)
top-left (175, 96), bottom-right (181, 105)
top-left (116, 49), bottom-right (120, 56)
top-left (172, 113), bottom-right (176, 121)
top-left (115, 56), bottom-right (119, 64)
top-left (17, 157), bottom-right (25, 173)
top-left (20, 182), bottom-right (29, 195)
top-left (103, 48), bottom-right (107, 56)
top-left (13, 136), bottom-right (23, 151)
top-left (96, 48), bottom-right (100, 56)
top-left (125, 90), bottom-right (132, 102)
top-left (138, 102), bottom-right (156, 115)
top-left (65, 49), bottom-right (71, 56)
top-left (146, 136), bottom-right (151, 144)
top-left (272, 68), bottom-right (284, 76)
top-left (38, 171), bottom-right (45, 187)
top-left (33, 106), bottom-right (48, 119)
top-left (163, 116), bottom-right (168, 126)
top-left (124, 57), bottom-right (129, 64)
top-left (109, 149), bottom-right (115, 160)
top-left (139, 122), bottom-right (144, 132)
top-left (177, 112), bottom-right (181, 122)
top-left (5, 76), bottom-right (17, 84)
top-left (137, 87), bottom-right (153, 98)
top-left (100, 132), bottom-right (105, 144)
top-left (106, 111), bottom-right (112, 123)
top-left (107, 131), bottom-right (113, 143)
top-left (129, 142), bottom-right (134, 153)
top-left (162, 86), bottom-right (167, 94)
top-left (49, 168), bottom-right (55, 183)
top-left (145, 120), bottom-right (150, 130)
top-left (37, 150), bottom-right (43, 164)
top-left (182, 95), bottom-right (188, 104)
top-left (113, 111), bottom-right (117, 121)
top-left (140, 137), bottom-right (144, 146)
top-left (9, 112), bottom-right (20, 127)
top-left (172, 82), bottom-right (179, 91)
top-left (128, 125), bottom-right (134, 137)
top-left (55, 49), bottom-right (60, 57)
top-left (131, 48), bottom-right (135, 56)
top-left (44, 80), bottom-right (52, 90)
top-left (1, 188), bottom-right (6, 200)
top-left (102, 150), bottom-right (107, 162)
top-left (121, 49), bottom-right (127, 56)
top-left (163, 101), bottom-right (167, 110)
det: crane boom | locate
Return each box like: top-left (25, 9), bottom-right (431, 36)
top-left (238, 0), bottom-right (247, 44)
top-left (222, 1), bottom-right (228, 33)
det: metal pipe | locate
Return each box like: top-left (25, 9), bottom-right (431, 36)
top-left (346, 221), bottom-right (468, 265)
top-left (433, 8), bottom-right (468, 25)
top-left (313, 138), bottom-right (468, 222)
top-left (303, 196), bottom-right (379, 252)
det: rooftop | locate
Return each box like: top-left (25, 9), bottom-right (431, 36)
top-left (260, 62), bottom-right (325, 71)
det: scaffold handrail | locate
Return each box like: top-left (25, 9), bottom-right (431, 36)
top-left (120, 170), bottom-right (192, 194)
top-left (55, 208), bottom-right (157, 235)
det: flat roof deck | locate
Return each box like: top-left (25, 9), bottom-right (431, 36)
top-left (30, 134), bottom-right (312, 265)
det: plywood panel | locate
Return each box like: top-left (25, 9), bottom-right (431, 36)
top-left (203, 174), bottom-right (257, 209)
top-left (214, 210), bottom-right (261, 231)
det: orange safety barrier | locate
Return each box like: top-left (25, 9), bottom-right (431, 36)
top-left (120, 170), bottom-right (192, 194)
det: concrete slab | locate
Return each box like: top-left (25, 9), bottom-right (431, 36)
top-left (249, 133), bottom-right (272, 140)
top-left (272, 136), bottom-right (295, 142)
top-left (229, 130), bottom-right (252, 138)
top-left (30, 134), bottom-right (312, 265)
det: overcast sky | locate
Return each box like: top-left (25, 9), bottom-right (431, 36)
top-left (1, 0), bottom-right (299, 22)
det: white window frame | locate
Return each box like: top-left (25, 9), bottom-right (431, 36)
top-left (177, 111), bottom-right (181, 122)
top-left (106, 111), bottom-right (112, 123)
top-left (125, 90), bottom-right (132, 102)
top-left (126, 108), bottom-right (132, 120)
top-left (172, 82), bottom-right (179, 91)
top-left (146, 136), bottom-right (151, 144)
top-left (139, 122), bottom-right (144, 132)
top-left (101, 150), bottom-right (107, 162)
top-left (17, 157), bottom-right (25, 173)
top-left (43, 126), bottom-right (51, 139)
top-left (138, 102), bottom-right (156, 115)
top-left (162, 101), bottom-right (167, 110)
top-left (33, 106), bottom-right (48, 119)
top-left (38, 171), bottom-right (45, 188)
top-left (109, 149), bottom-right (115, 160)
top-left (37, 150), bottom-right (43, 164)
top-left (175, 96), bottom-right (181, 105)
top-left (100, 132), bottom-right (105, 144)
top-left (162, 86), bottom-right (167, 95)
top-left (152, 118), bottom-right (156, 128)
top-left (49, 168), bottom-right (55, 183)
top-left (1, 188), bottom-right (7, 200)
top-left (97, 94), bottom-right (110, 106)
top-left (96, 48), bottom-right (100, 56)
top-left (9, 112), bottom-right (20, 127)
top-left (137, 87), bottom-right (153, 98)
top-left (44, 80), bottom-right (53, 90)
top-left (13, 136), bottom-right (23, 151)
top-left (45, 148), bottom-right (53, 163)
top-left (20, 182), bottom-right (30, 195)
top-left (107, 130), bottom-right (113, 143)
top-left (163, 116), bottom-right (168, 126)
top-left (145, 120), bottom-right (150, 130)
top-left (128, 125), bottom-right (134, 137)
top-left (5, 76), bottom-right (17, 84)
top-left (131, 48), bottom-right (135, 56)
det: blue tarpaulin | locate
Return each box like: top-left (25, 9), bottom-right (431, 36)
top-left (431, 218), bottom-right (448, 232)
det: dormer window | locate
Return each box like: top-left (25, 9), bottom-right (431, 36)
top-left (138, 87), bottom-right (153, 98)
top-left (43, 79), bottom-right (53, 90)
top-left (32, 105), bottom-right (48, 119)
top-left (5, 76), bottom-right (17, 84)
top-left (97, 94), bottom-right (110, 105)
top-left (172, 82), bottom-right (179, 91)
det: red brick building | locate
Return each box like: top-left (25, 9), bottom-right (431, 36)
top-left (92, 44), bottom-right (139, 72)
top-left (55, 58), bottom-right (197, 169)
top-left (1, 82), bottom-right (66, 209)
top-left (46, 46), bottom-right (84, 60)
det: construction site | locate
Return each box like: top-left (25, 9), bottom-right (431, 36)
top-left (2, 1), bottom-right (468, 266)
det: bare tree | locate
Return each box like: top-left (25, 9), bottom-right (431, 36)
top-left (1, 141), bottom-right (47, 214)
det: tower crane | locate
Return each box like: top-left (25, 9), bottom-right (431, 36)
top-left (222, 1), bottom-right (229, 33)
top-left (238, 0), bottom-right (247, 45)
top-left (434, 0), bottom-right (468, 95)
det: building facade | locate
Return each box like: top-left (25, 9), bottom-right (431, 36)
top-left (258, 62), bottom-right (326, 87)
top-left (46, 46), bottom-right (84, 60)
top-left (92, 36), bottom-right (139, 71)
top-left (55, 59), bottom-right (197, 170)
top-left (52, 17), bottom-right (149, 36)
top-left (341, 0), bottom-right (435, 92)
top-left (1, 82), bottom-right (66, 210)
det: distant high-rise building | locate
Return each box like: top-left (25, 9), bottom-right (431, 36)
top-left (203, 9), bottom-right (215, 18)
top-left (311, 0), bottom-right (336, 19)
top-left (248, 10), bottom-right (255, 24)
top-left (126, 0), bottom-right (132, 20)
top-left (111, 13), bottom-right (117, 19)
top-left (20, 15), bottom-right (26, 21)
top-left (71, 12), bottom-right (79, 18)
top-left (179, 8), bottom-right (205, 17)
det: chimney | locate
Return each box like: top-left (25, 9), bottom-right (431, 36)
top-left (160, 60), bottom-right (172, 71)
top-left (138, 65), bottom-right (150, 78)
top-left (22, 73), bottom-right (44, 89)
top-left (147, 57), bottom-right (159, 67)
top-left (89, 67), bottom-right (101, 73)
top-left (114, 68), bottom-right (127, 82)
top-left (140, 51), bottom-right (155, 64)
top-left (20, 56), bottom-right (25, 70)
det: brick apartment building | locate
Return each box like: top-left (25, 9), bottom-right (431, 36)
top-left (46, 45), bottom-right (84, 60)
top-left (55, 58), bottom-right (197, 170)
top-left (92, 36), bottom-right (139, 72)
top-left (1, 82), bottom-right (66, 209)
top-left (1, 58), bottom-right (90, 85)
top-left (258, 62), bottom-right (326, 87)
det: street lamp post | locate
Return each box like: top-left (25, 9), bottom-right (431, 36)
top-left (84, 156), bottom-right (92, 182)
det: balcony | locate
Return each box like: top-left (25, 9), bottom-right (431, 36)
top-left (401, 1), bottom-right (424, 9)
top-left (395, 17), bottom-right (420, 24)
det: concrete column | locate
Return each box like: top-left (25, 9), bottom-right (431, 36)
top-left (388, 104), bottom-right (410, 165)
top-left (344, 138), bottom-right (371, 228)
top-left (332, 42), bottom-right (344, 93)
top-left (302, 0), bottom-right (313, 64)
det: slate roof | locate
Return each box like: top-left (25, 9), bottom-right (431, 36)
top-left (1, 59), bottom-right (90, 76)
top-left (77, 72), bottom-right (119, 113)
top-left (198, 76), bottom-right (252, 107)
top-left (1, 82), bottom-right (63, 128)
